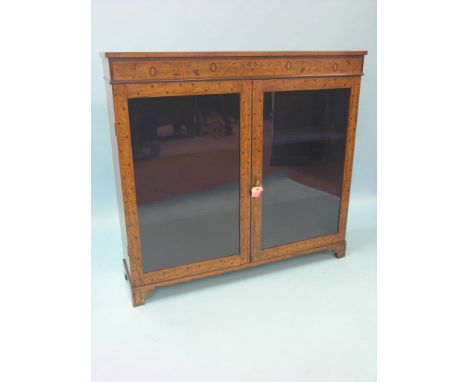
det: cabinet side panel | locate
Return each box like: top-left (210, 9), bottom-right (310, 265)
top-left (103, 59), bottom-right (130, 271)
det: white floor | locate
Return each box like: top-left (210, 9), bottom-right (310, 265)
top-left (92, 196), bottom-right (376, 382)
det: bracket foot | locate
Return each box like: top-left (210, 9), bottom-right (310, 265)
top-left (333, 241), bottom-right (346, 259)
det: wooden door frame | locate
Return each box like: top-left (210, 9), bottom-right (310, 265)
top-left (111, 79), bottom-right (253, 290)
top-left (250, 76), bottom-right (362, 262)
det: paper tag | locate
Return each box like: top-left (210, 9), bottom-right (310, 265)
top-left (251, 186), bottom-right (263, 198)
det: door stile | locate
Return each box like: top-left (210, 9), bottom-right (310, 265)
top-left (250, 80), bottom-right (264, 261)
top-left (111, 84), bottom-right (145, 286)
top-left (239, 80), bottom-right (253, 264)
top-left (337, 77), bottom-right (362, 239)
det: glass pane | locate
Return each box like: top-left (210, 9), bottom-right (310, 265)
top-left (261, 88), bottom-right (350, 249)
top-left (128, 94), bottom-right (241, 272)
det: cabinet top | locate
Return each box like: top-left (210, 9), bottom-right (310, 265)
top-left (105, 51), bottom-right (368, 59)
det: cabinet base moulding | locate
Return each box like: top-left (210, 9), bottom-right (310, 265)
top-left (123, 240), bottom-right (346, 307)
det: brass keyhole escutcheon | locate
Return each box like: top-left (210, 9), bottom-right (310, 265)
top-left (285, 62), bottom-right (292, 70)
top-left (333, 63), bottom-right (338, 71)
top-left (149, 66), bottom-right (157, 76)
top-left (210, 63), bottom-right (217, 72)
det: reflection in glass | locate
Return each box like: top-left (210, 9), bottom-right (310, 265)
top-left (261, 89), bottom-right (350, 249)
top-left (128, 94), bottom-right (241, 272)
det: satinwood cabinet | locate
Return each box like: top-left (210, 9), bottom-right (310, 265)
top-left (103, 51), bottom-right (367, 306)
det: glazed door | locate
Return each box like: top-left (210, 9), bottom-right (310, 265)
top-left (119, 80), bottom-right (252, 285)
top-left (251, 78), bottom-right (360, 261)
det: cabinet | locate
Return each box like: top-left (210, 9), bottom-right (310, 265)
top-left (104, 51), bottom-right (367, 306)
